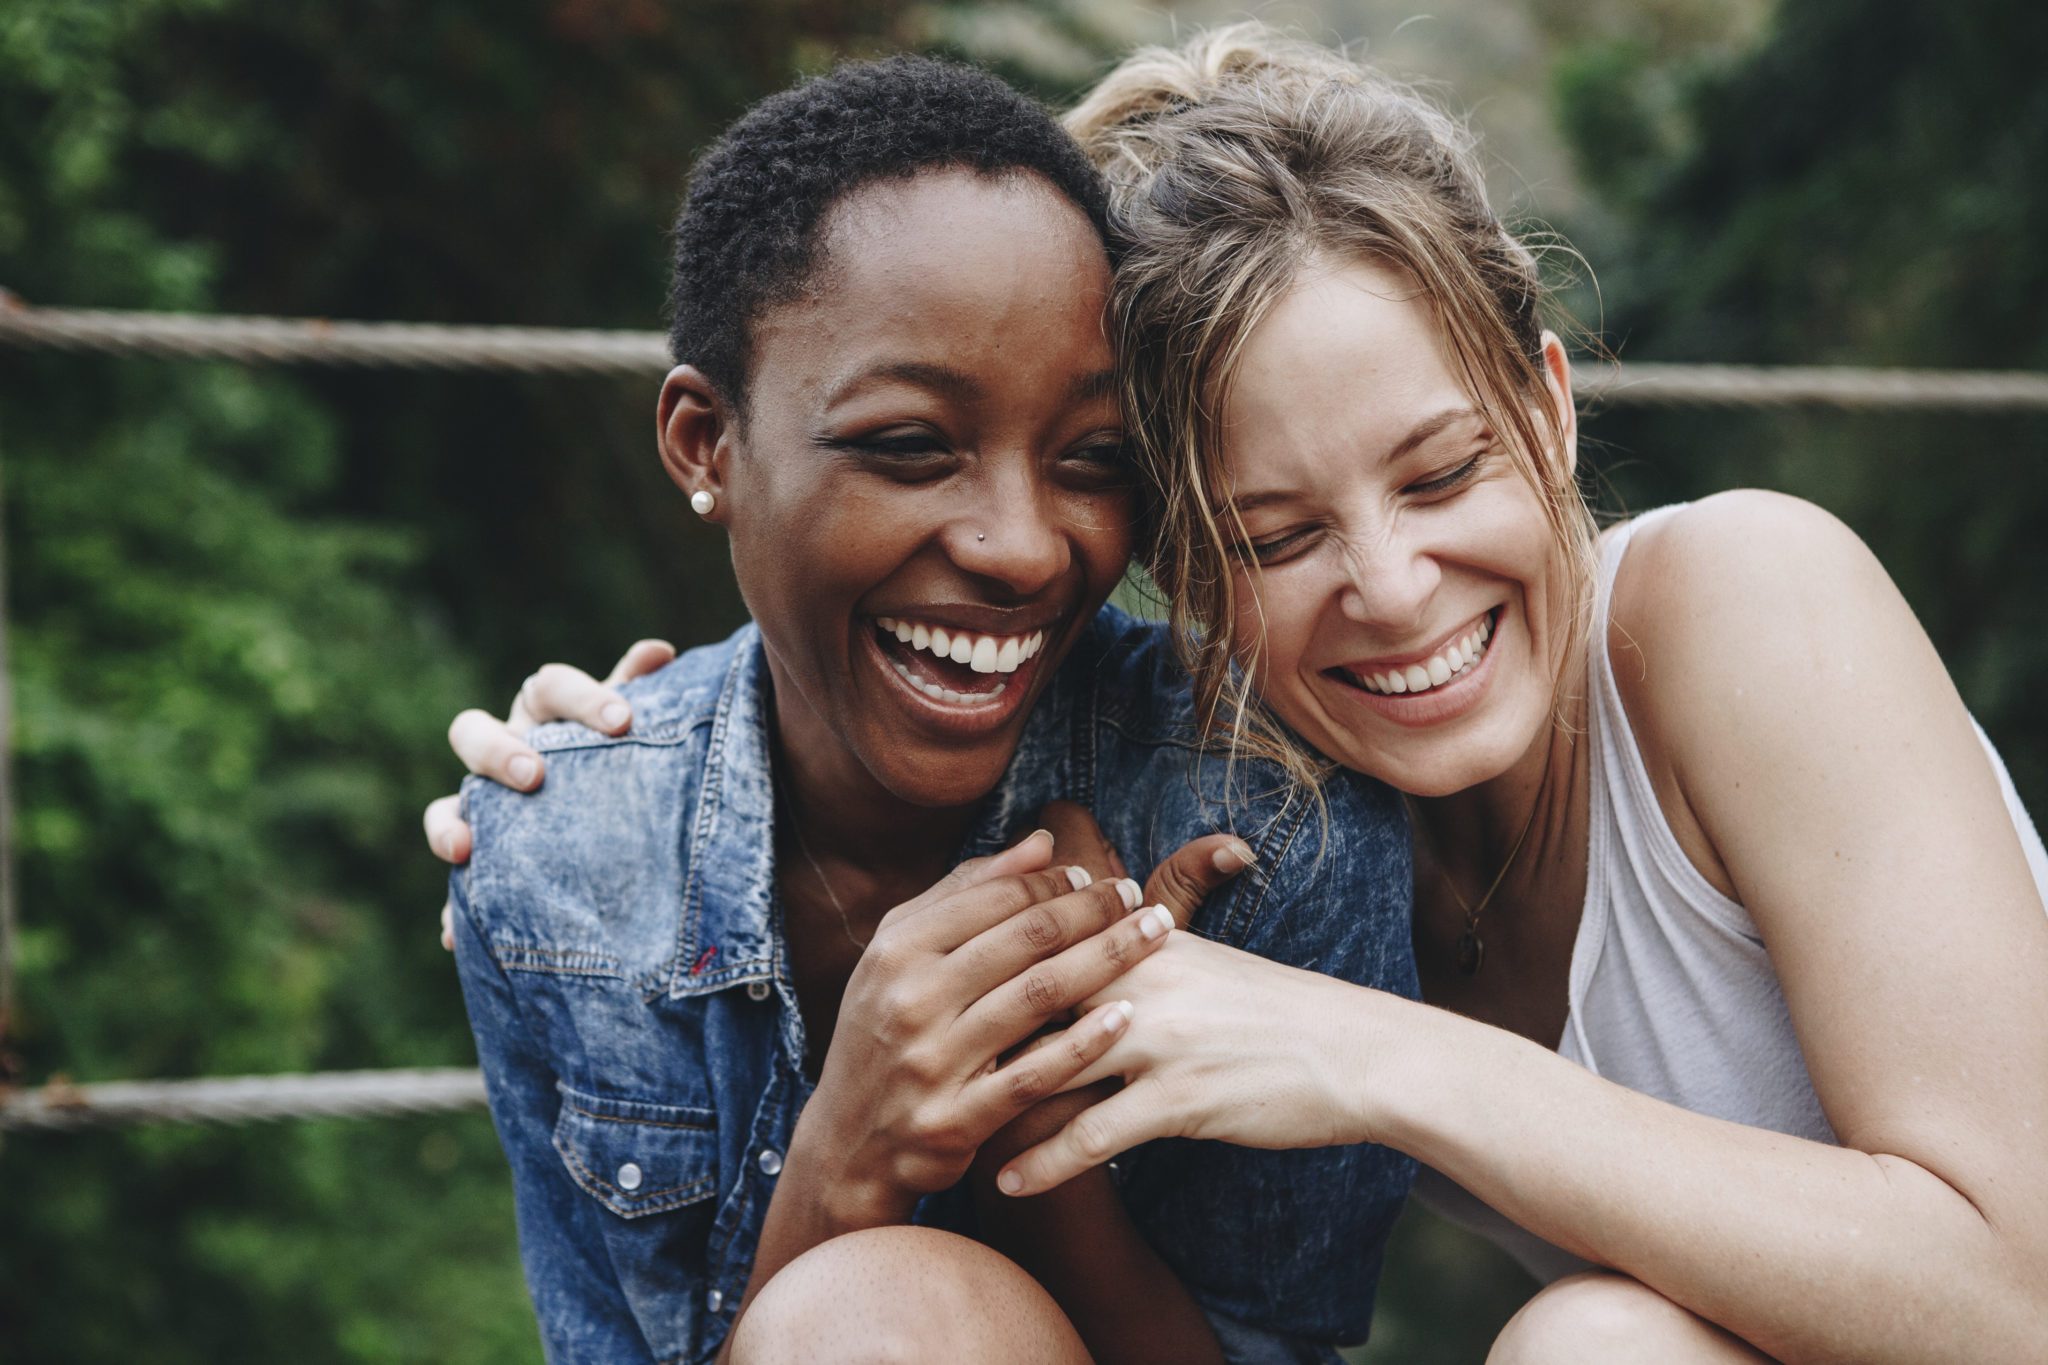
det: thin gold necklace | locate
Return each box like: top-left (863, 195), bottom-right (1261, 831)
top-left (780, 792), bottom-right (870, 951)
top-left (1414, 792), bottom-right (1541, 976)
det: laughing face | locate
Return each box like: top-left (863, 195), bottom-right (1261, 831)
top-left (1216, 256), bottom-right (1575, 798)
top-left (665, 168), bottom-right (1134, 810)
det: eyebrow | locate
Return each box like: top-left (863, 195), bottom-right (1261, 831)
top-left (1387, 406), bottom-right (1481, 463)
top-left (1068, 369), bottom-right (1118, 403)
top-left (1227, 405), bottom-right (1481, 515)
top-left (827, 361), bottom-right (985, 407)
top-left (823, 364), bottom-right (1115, 410)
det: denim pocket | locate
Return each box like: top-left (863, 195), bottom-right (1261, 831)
top-left (552, 1084), bottom-right (719, 1219)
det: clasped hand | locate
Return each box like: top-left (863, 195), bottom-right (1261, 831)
top-left (790, 832), bottom-right (1173, 1224)
top-left (992, 805), bottom-right (1391, 1201)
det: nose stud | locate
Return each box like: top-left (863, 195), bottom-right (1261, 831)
top-left (691, 490), bottom-right (716, 516)
top-left (977, 532), bottom-right (986, 542)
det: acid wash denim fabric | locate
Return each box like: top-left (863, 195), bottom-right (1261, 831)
top-left (451, 605), bottom-right (1417, 1365)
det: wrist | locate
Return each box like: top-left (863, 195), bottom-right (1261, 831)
top-left (784, 1111), bottom-right (919, 1232)
top-left (1315, 981), bottom-right (1435, 1149)
top-left (813, 1164), bottom-right (917, 1232)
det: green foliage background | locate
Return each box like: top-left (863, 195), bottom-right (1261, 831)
top-left (0, 1), bottom-right (2039, 1361)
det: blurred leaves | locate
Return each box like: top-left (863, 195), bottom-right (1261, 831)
top-left (1559, 0), bottom-right (2048, 812)
top-left (6, 353), bottom-right (472, 1083)
top-left (1576, 0), bottom-right (2048, 370)
top-left (0, 0), bottom-right (513, 1339)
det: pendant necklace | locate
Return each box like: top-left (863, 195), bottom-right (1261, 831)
top-left (780, 792), bottom-right (870, 951)
top-left (1419, 792), bottom-right (1541, 976)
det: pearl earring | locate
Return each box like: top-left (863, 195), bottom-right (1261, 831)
top-left (690, 490), bottom-right (716, 516)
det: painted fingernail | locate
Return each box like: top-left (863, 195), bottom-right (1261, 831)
top-left (1213, 840), bottom-right (1256, 873)
top-left (1105, 999), bottom-right (1135, 1032)
top-left (600, 701), bottom-right (630, 731)
top-left (508, 755), bottom-right (539, 788)
top-left (1066, 865), bottom-right (1093, 891)
top-left (435, 830), bottom-right (457, 862)
top-left (998, 1169), bottom-right (1025, 1195)
top-left (1138, 906), bottom-right (1173, 939)
top-left (1115, 878), bottom-right (1141, 910)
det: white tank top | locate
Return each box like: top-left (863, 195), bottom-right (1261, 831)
top-left (1412, 504), bottom-right (2048, 1284)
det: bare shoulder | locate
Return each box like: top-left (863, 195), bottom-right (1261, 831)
top-left (1610, 490), bottom-right (1884, 640)
top-left (1604, 492), bottom-right (1964, 892)
top-left (1604, 497), bottom-right (2048, 1176)
top-left (1606, 491), bottom-right (1917, 712)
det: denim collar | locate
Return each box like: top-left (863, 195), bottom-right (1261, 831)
top-left (669, 625), bottom-right (1082, 1003)
top-left (668, 628), bottom-right (778, 1000)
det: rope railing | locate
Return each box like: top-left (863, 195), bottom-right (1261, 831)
top-left (6, 292), bottom-right (2048, 410)
top-left (0, 291), bottom-right (669, 376)
top-left (1590, 362), bottom-right (2048, 411)
top-left (1, 1068), bottom-right (485, 1131)
top-left (6, 290), bottom-right (2048, 1135)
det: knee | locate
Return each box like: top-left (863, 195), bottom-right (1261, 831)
top-left (727, 1227), bottom-right (1089, 1365)
top-left (1488, 1273), bottom-right (1768, 1365)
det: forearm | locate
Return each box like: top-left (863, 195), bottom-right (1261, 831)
top-left (972, 1092), bottom-right (1226, 1365)
top-left (1358, 995), bottom-right (2048, 1364)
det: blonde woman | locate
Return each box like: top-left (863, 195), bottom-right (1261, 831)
top-left (432, 27), bottom-right (2048, 1364)
top-left (984, 27), bottom-right (2048, 1364)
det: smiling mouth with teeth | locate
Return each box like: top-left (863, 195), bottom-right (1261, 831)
top-left (873, 616), bottom-right (1049, 707)
top-left (1341, 610), bottom-right (1496, 696)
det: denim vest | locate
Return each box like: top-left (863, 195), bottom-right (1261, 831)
top-left (451, 607), bottom-right (1417, 1365)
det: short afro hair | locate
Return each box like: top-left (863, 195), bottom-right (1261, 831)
top-left (666, 55), bottom-right (1114, 412)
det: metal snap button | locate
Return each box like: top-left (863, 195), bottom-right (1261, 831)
top-left (616, 1162), bottom-right (643, 1191)
top-left (756, 1148), bottom-right (783, 1177)
top-left (706, 1289), bottom-right (724, 1314)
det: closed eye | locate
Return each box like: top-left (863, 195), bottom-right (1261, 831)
top-left (1066, 438), bottom-right (1128, 465)
top-left (1058, 438), bottom-right (1135, 488)
top-left (817, 427), bottom-right (957, 479)
top-left (1241, 525), bottom-right (1322, 566)
top-left (835, 430), bottom-right (947, 457)
top-left (1406, 452), bottom-right (1483, 497)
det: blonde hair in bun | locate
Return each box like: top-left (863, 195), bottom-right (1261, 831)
top-left (1065, 23), bottom-right (1595, 788)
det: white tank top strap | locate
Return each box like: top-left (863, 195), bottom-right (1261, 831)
top-left (1566, 503), bottom-right (1838, 1137)
top-left (1568, 505), bottom-right (1762, 1043)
